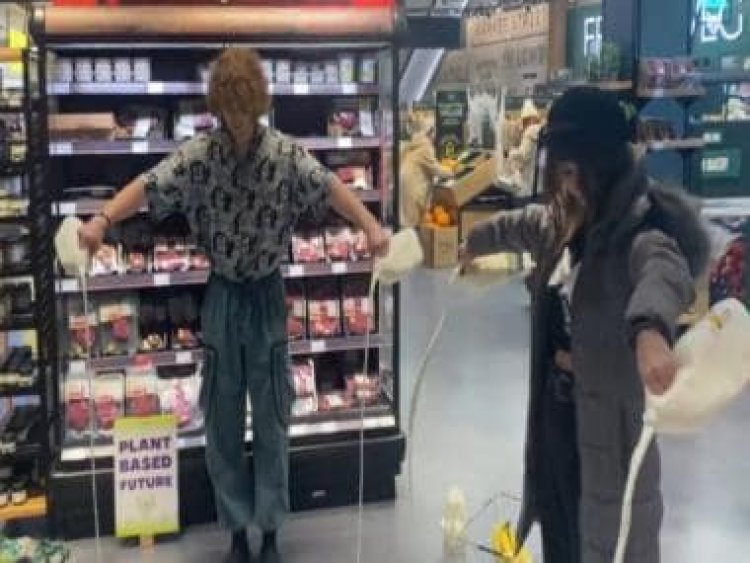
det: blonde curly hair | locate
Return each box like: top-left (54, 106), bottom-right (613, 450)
top-left (207, 48), bottom-right (271, 122)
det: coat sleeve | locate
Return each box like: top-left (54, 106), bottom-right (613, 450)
top-left (417, 145), bottom-right (452, 180)
top-left (626, 229), bottom-right (697, 343)
top-left (465, 204), bottom-right (554, 258)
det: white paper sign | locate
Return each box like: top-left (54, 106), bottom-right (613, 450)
top-left (114, 415), bottom-right (179, 538)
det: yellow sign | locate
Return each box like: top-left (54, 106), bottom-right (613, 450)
top-left (114, 415), bottom-right (179, 538)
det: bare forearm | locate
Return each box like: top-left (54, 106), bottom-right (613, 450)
top-left (329, 177), bottom-right (379, 232)
top-left (101, 177), bottom-right (148, 225)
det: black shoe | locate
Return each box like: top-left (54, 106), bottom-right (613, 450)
top-left (260, 532), bottom-right (281, 563)
top-left (223, 529), bottom-right (251, 563)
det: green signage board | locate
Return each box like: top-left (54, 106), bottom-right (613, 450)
top-left (435, 89), bottom-right (468, 160)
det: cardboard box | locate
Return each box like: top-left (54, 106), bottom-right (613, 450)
top-left (433, 154), bottom-right (498, 209)
top-left (419, 225), bottom-right (458, 269)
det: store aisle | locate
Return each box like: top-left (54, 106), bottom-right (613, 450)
top-left (68, 270), bottom-right (750, 562)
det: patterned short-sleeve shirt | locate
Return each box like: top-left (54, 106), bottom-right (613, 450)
top-left (143, 126), bottom-right (333, 281)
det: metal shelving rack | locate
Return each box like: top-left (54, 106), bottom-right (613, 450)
top-left (33, 3), bottom-right (404, 539)
top-left (0, 37), bottom-right (55, 526)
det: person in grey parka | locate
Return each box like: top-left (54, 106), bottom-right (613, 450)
top-left (462, 87), bottom-right (709, 562)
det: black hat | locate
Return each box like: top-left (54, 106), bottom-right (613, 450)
top-left (544, 86), bottom-right (632, 150)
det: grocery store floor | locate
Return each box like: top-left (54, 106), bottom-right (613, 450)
top-left (69, 270), bottom-right (750, 562)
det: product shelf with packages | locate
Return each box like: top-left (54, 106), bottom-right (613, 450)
top-left (0, 6), bottom-right (56, 529)
top-left (35, 3), bottom-right (404, 539)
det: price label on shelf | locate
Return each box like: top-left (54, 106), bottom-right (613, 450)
top-left (60, 279), bottom-right (79, 293)
top-left (131, 141), bottom-right (149, 154)
top-left (68, 360), bottom-right (87, 374)
top-left (288, 265), bottom-right (305, 277)
top-left (52, 83), bottom-right (71, 95)
top-left (153, 273), bottom-right (171, 287)
top-left (293, 83), bottom-right (310, 95)
top-left (331, 262), bottom-right (348, 274)
top-left (57, 202), bottom-right (77, 216)
top-left (341, 84), bottom-right (357, 95)
top-left (310, 340), bottom-right (327, 353)
top-left (175, 351), bottom-right (193, 365)
top-left (147, 82), bottom-right (165, 95)
top-left (337, 137), bottom-right (354, 149)
top-left (51, 142), bottom-right (73, 156)
top-left (649, 141), bottom-right (665, 151)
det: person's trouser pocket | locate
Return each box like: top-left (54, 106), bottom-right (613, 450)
top-left (199, 344), bottom-right (218, 421)
top-left (270, 342), bottom-right (294, 427)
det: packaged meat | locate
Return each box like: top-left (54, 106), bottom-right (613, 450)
top-left (98, 297), bottom-right (138, 357)
top-left (125, 367), bottom-right (160, 417)
top-left (285, 281), bottom-right (307, 341)
top-left (133, 58), bottom-right (151, 83)
top-left (113, 58), bottom-right (132, 83)
top-left (293, 62), bottom-right (309, 85)
top-left (292, 396), bottom-right (318, 417)
top-left (94, 371), bottom-right (125, 435)
top-left (94, 58), bottom-right (113, 83)
top-left (138, 298), bottom-right (169, 352)
top-left (114, 105), bottom-right (168, 140)
top-left (359, 55), bottom-right (378, 84)
top-left (338, 54), bottom-right (356, 84)
top-left (318, 392), bottom-right (350, 412)
top-left (292, 359), bottom-right (316, 397)
top-left (275, 60), bottom-right (292, 84)
top-left (68, 306), bottom-right (98, 360)
top-left (168, 292), bottom-right (200, 350)
top-left (342, 279), bottom-right (373, 336)
top-left (325, 226), bottom-right (353, 262)
top-left (158, 368), bottom-right (201, 430)
top-left (90, 243), bottom-right (120, 276)
top-left (153, 239), bottom-right (190, 272)
top-left (352, 230), bottom-right (371, 261)
top-left (325, 60), bottom-right (339, 84)
top-left (291, 232), bottom-right (326, 264)
top-left (345, 373), bottom-right (380, 404)
top-left (74, 58), bottom-right (94, 83)
top-left (308, 282), bottom-right (342, 338)
top-left (64, 374), bottom-right (91, 437)
top-left (334, 165), bottom-right (371, 191)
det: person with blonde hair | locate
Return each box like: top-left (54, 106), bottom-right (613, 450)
top-left (78, 48), bottom-right (389, 563)
top-left (399, 113), bottom-right (452, 227)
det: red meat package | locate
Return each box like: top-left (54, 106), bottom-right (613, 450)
top-left (286, 281), bottom-right (307, 341)
top-left (68, 306), bottom-right (99, 360)
top-left (125, 367), bottom-right (161, 417)
top-left (345, 373), bottom-right (380, 404)
top-left (158, 368), bottom-right (202, 431)
top-left (334, 166), bottom-right (371, 191)
top-left (325, 226), bottom-right (353, 262)
top-left (153, 238), bottom-right (190, 273)
top-left (94, 371), bottom-right (125, 435)
top-left (352, 230), bottom-right (371, 261)
top-left (342, 279), bottom-right (373, 336)
top-left (292, 232), bottom-right (326, 264)
top-left (292, 359), bottom-right (317, 398)
top-left (318, 391), bottom-right (350, 412)
top-left (65, 375), bottom-right (91, 437)
top-left (307, 282), bottom-right (342, 338)
top-left (98, 298), bottom-right (137, 357)
top-left (90, 244), bottom-right (120, 276)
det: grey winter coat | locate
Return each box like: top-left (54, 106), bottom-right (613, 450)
top-left (466, 166), bottom-right (709, 563)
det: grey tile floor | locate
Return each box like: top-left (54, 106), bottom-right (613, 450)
top-left (68, 270), bottom-right (750, 562)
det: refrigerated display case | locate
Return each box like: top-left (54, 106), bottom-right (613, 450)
top-left (32, 3), bottom-right (404, 538)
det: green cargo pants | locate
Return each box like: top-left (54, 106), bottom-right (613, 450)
top-left (199, 271), bottom-right (294, 532)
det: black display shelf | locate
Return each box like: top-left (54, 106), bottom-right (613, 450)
top-left (0, 265), bottom-right (32, 278)
top-left (0, 315), bottom-right (36, 331)
top-left (56, 261), bottom-right (373, 293)
top-left (68, 333), bottom-right (391, 372)
top-left (61, 406), bottom-right (397, 461)
top-left (49, 81), bottom-right (380, 97)
top-left (0, 380), bottom-right (39, 398)
top-left (49, 136), bottom-right (381, 156)
top-left (0, 443), bottom-right (42, 463)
